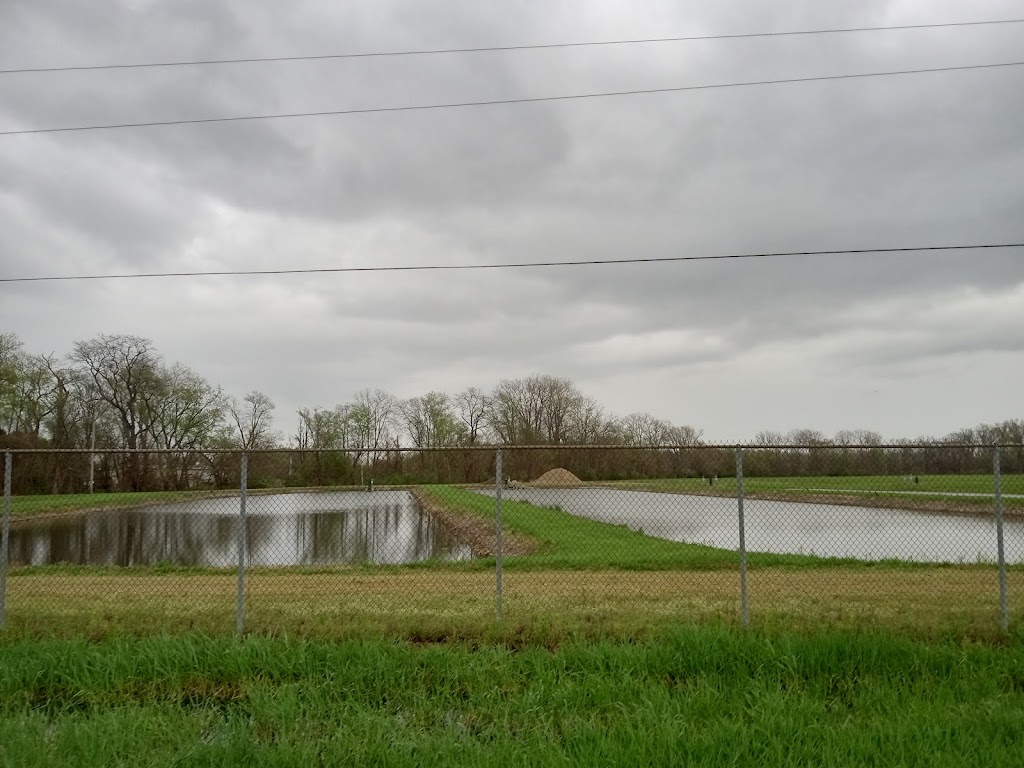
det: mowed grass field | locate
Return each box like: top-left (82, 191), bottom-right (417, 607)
top-left (2, 630), bottom-right (1023, 766)
top-left (6, 567), bottom-right (1021, 641)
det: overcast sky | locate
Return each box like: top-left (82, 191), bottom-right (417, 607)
top-left (1, 0), bottom-right (1022, 442)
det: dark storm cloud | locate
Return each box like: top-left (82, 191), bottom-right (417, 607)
top-left (1, 0), bottom-right (1023, 439)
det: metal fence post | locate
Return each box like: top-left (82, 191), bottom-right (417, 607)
top-left (0, 452), bottom-right (11, 630)
top-left (994, 447), bottom-right (1009, 632)
top-left (236, 452), bottom-right (248, 637)
top-left (736, 447), bottom-right (749, 628)
top-left (495, 447), bottom-right (503, 622)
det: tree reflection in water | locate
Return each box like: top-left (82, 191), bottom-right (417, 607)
top-left (10, 491), bottom-right (468, 567)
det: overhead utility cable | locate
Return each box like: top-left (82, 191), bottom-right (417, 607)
top-left (2, 243), bottom-right (1020, 284)
top-left (2, 60), bottom-right (1022, 136)
top-left (1, 18), bottom-right (1021, 75)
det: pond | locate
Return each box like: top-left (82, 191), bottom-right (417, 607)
top-left (485, 487), bottom-right (1024, 563)
top-left (8, 490), bottom-right (470, 567)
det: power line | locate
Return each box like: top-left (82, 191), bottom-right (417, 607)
top-left (2, 18), bottom-right (1022, 75)
top-left (2, 243), bottom-right (1019, 284)
top-left (2, 60), bottom-right (1022, 137)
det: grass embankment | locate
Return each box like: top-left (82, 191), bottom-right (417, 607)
top-left (417, 486), bottom-right (985, 571)
top-left (1, 630), bottom-right (1023, 766)
top-left (4, 486), bottom-right (369, 520)
top-left (429, 484), bottom-right (759, 569)
top-left (3, 490), bottom-right (232, 519)
top-left (610, 474), bottom-right (1024, 509)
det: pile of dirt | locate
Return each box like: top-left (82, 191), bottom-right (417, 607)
top-left (531, 468), bottom-right (583, 487)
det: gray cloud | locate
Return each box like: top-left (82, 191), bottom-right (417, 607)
top-left (1, 0), bottom-right (1023, 441)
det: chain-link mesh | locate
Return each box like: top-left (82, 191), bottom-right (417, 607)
top-left (491, 446), bottom-right (743, 628)
top-left (0, 445), bottom-right (1019, 637)
top-left (240, 451), bottom-right (481, 638)
top-left (2, 450), bottom-right (245, 635)
top-left (741, 445), bottom-right (1019, 632)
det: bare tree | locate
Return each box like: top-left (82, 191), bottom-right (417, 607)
top-left (567, 396), bottom-right (612, 444)
top-left (454, 387), bottom-right (488, 444)
top-left (70, 334), bottom-right (162, 448)
top-left (292, 406), bottom-right (354, 485)
top-left (616, 413), bottom-right (701, 446)
top-left (230, 391), bottom-right (276, 450)
top-left (487, 378), bottom-right (529, 443)
top-left (786, 428), bottom-right (831, 446)
top-left (41, 355), bottom-right (75, 448)
top-left (13, 355), bottom-right (59, 437)
top-left (296, 407), bottom-right (342, 450)
top-left (989, 419), bottom-right (1024, 473)
top-left (537, 375), bottom-right (582, 444)
top-left (666, 424), bottom-right (703, 446)
top-left (618, 412), bottom-right (673, 446)
top-left (834, 429), bottom-right (883, 446)
top-left (348, 388), bottom-right (397, 459)
top-left (488, 375), bottom-right (585, 444)
top-left (70, 334), bottom-right (163, 490)
top-left (398, 392), bottom-right (465, 448)
top-left (754, 431), bottom-right (787, 446)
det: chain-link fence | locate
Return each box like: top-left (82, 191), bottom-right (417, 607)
top-left (1, 445), bottom-right (1020, 637)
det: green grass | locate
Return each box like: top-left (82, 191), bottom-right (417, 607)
top-left (1, 630), bottom-right (1023, 766)
top-left (3, 490), bottom-right (232, 518)
top-left (610, 473), bottom-right (1024, 506)
top-left (421, 487), bottom-right (924, 571)
top-left (4, 486), bottom-right (363, 519)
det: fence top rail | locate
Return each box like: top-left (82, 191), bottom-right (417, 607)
top-left (2, 443), bottom-right (1023, 455)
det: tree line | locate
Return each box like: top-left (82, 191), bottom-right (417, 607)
top-left (0, 331), bottom-right (1020, 492)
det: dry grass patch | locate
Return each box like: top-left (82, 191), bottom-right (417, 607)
top-left (4, 566), bottom-right (1019, 640)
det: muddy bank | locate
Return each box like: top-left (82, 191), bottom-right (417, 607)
top-left (410, 488), bottom-right (538, 557)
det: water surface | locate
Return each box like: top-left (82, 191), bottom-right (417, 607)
top-left (10, 490), bottom-right (469, 567)
top-left (486, 487), bottom-right (1024, 563)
